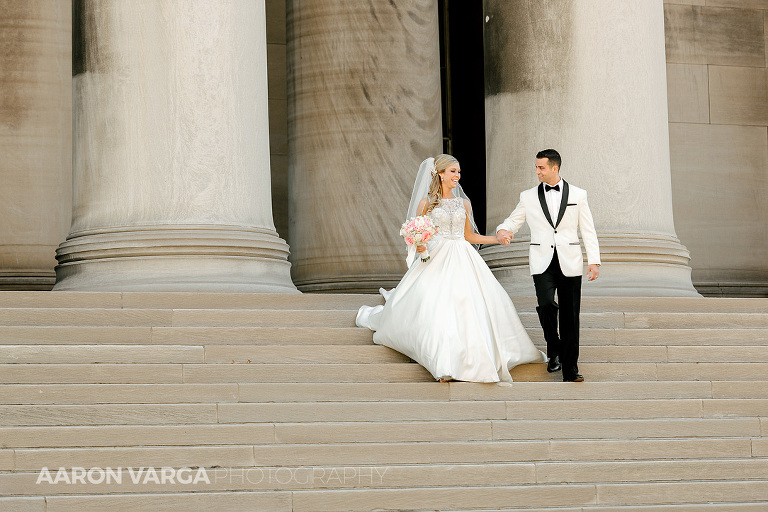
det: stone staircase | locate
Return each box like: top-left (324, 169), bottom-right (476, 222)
top-left (0, 292), bottom-right (766, 511)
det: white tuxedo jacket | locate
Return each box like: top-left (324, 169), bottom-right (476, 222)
top-left (496, 181), bottom-right (601, 277)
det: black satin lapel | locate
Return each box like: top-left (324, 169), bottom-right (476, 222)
top-left (537, 183), bottom-right (554, 227)
top-left (555, 181), bottom-right (569, 228)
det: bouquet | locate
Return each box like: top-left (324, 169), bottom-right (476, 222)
top-left (400, 215), bottom-right (438, 262)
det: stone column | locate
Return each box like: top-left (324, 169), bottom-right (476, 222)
top-left (0, 1), bottom-right (71, 290)
top-left (482, 0), bottom-right (699, 296)
top-left (287, 0), bottom-right (443, 292)
top-left (54, 0), bottom-right (296, 292)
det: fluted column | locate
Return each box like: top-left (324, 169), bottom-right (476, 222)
top-left (54, 0), bottom-right (296, 292)
top-left (287, 0), bottom-right (442, 292)
top-left (482, 0), bottom-right (699, 296)
top-left (0, 1), bottom-right (71, 290)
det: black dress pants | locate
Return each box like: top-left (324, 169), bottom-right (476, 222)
top-left (533, 250), bottom-right (582, 379)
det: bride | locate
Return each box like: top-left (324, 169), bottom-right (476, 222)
top-left (356, 154), bottom-right (545, 383)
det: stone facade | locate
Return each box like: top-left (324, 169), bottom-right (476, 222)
top-left (664, 0), bottom-right (768, 296)
top-left (0, 0), bottom-right (765, 296)
top-left (0, 1), bottom-right (71, 290)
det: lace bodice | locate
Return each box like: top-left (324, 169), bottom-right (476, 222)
top-left (429, 197), bottom-right (466, 239)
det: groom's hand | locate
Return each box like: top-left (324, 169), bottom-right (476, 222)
top-left (587, 264), bottom-right (600, 281)
top-left (496, 230), bottom-right (513, 245)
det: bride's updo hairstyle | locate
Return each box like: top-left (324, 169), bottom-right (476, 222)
top-left (425, 153), bottom-right (459, 215)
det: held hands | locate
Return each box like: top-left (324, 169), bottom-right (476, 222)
top-left (496, 230), bottom-right (513, 245)
top-left (587, 264), bottom-right (600, 281)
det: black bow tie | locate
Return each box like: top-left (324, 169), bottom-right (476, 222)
top-left (545, 184), bottom-right (560, 192)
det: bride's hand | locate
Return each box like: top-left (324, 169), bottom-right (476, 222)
top-left (496, 230), bottom-right (513, 245)
top-left (415, 244), bottom-right (427, 253)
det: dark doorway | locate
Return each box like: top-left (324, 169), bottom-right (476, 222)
top-left (438, 0), bottom-right (487, 233)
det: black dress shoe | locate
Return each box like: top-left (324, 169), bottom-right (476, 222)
top-left (546, 356), bottom-right (561, 373)
top-left (563, 374), bottom-right (584, 382)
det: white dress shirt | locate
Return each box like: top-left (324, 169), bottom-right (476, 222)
top-left (544, 179), bottom-right (562, 225)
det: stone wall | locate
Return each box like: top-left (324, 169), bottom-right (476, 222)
top-left (0, 1), bottom-right (71, 290)
top-left (664, 0), bottom-right (768, 296)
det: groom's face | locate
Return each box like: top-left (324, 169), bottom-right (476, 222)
top-left (535, 158), bottom-right (559, 186)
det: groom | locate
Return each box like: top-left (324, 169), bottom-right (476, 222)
top-left (496, 149), bottom-right (601, 382)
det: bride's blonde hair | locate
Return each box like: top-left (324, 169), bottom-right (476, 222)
top-left (424, 154), bottom-right (459, 216)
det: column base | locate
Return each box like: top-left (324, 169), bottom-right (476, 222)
top-left (293, 274), bottom-right (402, 294)
top-left (53, 225), bottom-right (298, 293)
top-left (481, 232), bottom-right (701, 297)
top-left (0, 271), bottom-right (56, 291)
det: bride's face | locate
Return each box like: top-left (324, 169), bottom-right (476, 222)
top-left (440, 164), bottom-right (461, 191)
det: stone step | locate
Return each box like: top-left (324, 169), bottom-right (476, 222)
top-left (0, 308), bottom-right (175, 327)
top-left (612, 328), bottom-right (768, 345)
top-left (0, 291), bottom-right (383, 310)
top-left (7, 399), bottom-right (761, 428)
top-left (0, 364), bottom-right (187, 384)
top-left (274, 417), bottom-right (761, 444)
top-left (0, 292), bottom-right (764, 510)
top-left (2, 461), bottom-right (768, 494)
top-left (534, 459), bottom-right (768, 485)
top-left (219, 398), bottom-right (768, 423)
top-left (11, 445), bottom-right (258, 470)
top-left (3, 419), bottom-right (762, 453)
top-left (0, 424), bottom-right (277, 448)
top-left (505, 398), bottom-right (768, 420)
top-left (0, 383), bottom-right (241, 404)
top-left (0, 344), bottom-right (411, 364)
top-left (248, 438), bottom-right (756, 467)
top-left (0, 345), bottom-right (205, 364)
top-left (583, 345), bottom-right (768, 362)
top-left (1, 380), bottom-right (740, 405)
top-left (544, 345), bottom-right (768, 363)
top-left (6, 438), bottom-right (762, 472)
top-left (241, 381), bottom-right (720, 402)
top-left (1, 325), bottom-right (766, 346)
top-left (3, 397), bottom-right (763, 427)
top-left (0, 326), bottom-right (372, 345)
top-left (0, 402), bottom-right (500, 426)
top-left (0, 363), bottom-right (433, 384)
top-left (623, 312), bottom-right (768, 329)
top-left (149, 327), bottom-right (376, 346)
top-left (169, 310), bottom-right (626, 329)
top-left (297, 483), bottom-right (768, 511)
top-left (1, 292), bottom-right (765, 314)
top-left (4, 491), bottom-right (768, 512)
top-left (1, 493), bottom-right (292, 512)
top-left (291, 482), bottom-right (768, 511)
top-left (2, 417), bottom-right (758, 449)
top-left (1, 381), bottom-right (765, 406)
top-left (0, 404), bottom-right (220, 426)
top-left (5, 344), bottom-right (763, 365)
top-left (510, 361), bottom-right (768, 382)
top-left (2, 307), bottom-right (765, 330)
top-left (0, 308), bottom-right (357, 328)
top-left (202, 345), bottom-right (410, 364)
top-left (1, 360), bottom-right (764, 384)
top-left (180, 362), bottom-right (435, 383)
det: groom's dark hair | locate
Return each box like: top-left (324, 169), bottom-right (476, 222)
top-left (536, 149), bottom-right (561, 169)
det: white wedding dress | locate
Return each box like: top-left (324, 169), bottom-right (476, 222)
top-left (356, 196), bottom-right (545, 382)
